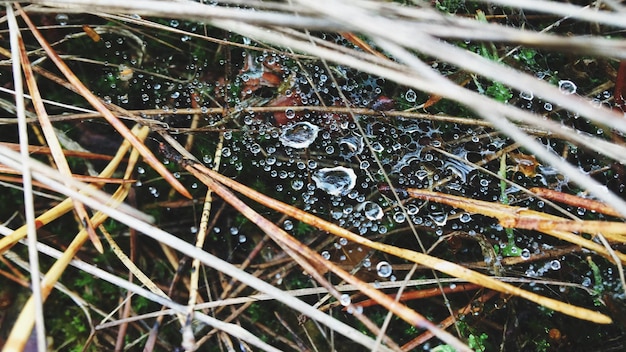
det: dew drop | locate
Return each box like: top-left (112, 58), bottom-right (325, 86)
top-left (321, 251), bottom-right (331, 260)
top-left (291, 179), bottom-right (304, 191)
top-left (550, 259), bottom-right (561, 270)
top-left (393, 212), bottom-right (406, 223)
top-left (521, 248), bottom-right (531, 260)
top-left (283, 220), bottom-right (294, 231)
top-left (340, 294), bottom-right (351, 306)
top-left (285, 108), bottom-right (296, 119)
top-left (279, 122), bottom-right (320, 149)
top-left (429, 212), bottom-right (448, 226)
top-left (376, 261), bottom-right (393, 278)
top-left (148, 186), bottom-right (159, 198)
top-left (558, 80), bottom-right (577, 95)
top-left (459, 212), bottom-right (471, 223)
top-left (519, 90), bottom-right (534, 101)
top-left (371, 142), bottom-right (384, 153)
top-left (406, 204), bottom-right (419, 215)
top-left (362, 201), bottom-right (384, 220)
top-left (338, 133), bottom-right (364, 156)
top-left (247, 144), bottom-right (260, 154)
top-left (405, 89), bottom-right (417, 103)
top-left (312, 166), bottom-right (357, 196)
top-left (55, 14), bottom-right (69, 25)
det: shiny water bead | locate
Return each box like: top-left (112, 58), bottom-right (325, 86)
top-left (312, 166), bottom-right (357, 196)
top-left (279, 121), bottom-right (320, 149)
top-left (376, 261), bottom-right (393, 278)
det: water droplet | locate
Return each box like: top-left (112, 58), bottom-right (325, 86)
top-left (170, 19), bottom-right (179, 27)
top-left (291, 179), bottom-right (304, 191)
top-left (312, 166), bottom-right (357, 196)
top-left (558, 80), bottom-right (577, 95)
top-left (279, 122), bottom-right (320, 149)
top-left (393, 212), bottom-right (406, 223)
top-left (148, 186), bottom-right (159, 198)
top-left (519, 90), bottom-right (534, 101)
top-left (405, 89), bottom-right (417, 103)
top-left (429, 212), bottom-right (448, 226)
top-left (550, 259), bottom-right (561, 270)
top-left (362, 201), bottom-right (384, 220)
top-left (55, 14), bottom-right (69, 25)
top-left (369, 143), bottom-right (383, 154)
top-left (545, 98), bottom-right (555, 111)
top-left (338, 133), bottom-right (364, 156)
top-left (406, 204), bottom-right (419, 215)
top-left (377, 261), bottom-right (393, 278)
top-left (283, 220), bottom-right (293, 231)
top-left (230, 227), bottom-right (239, 235)
top-left (340, 294), bottom-right (351, 306)
top-left (285, 108), bottom-right (296, 119)
top-left (459, 213), bottom-right (471, 223)
top-left (521, 248), bottom-right (531, 260)
top-left (321, 251), bottom-right (331, 260)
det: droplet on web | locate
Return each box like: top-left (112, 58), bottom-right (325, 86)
top-left (312, 166), bottom-right (357, 196)
top-left (279, 122), bottom-right (320, 149)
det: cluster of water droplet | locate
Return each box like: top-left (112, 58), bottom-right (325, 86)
top-left (83, 20), bottom-right (625, 293)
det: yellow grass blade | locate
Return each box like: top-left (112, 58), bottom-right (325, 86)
top-left (15, 28), bottom-right (102, 252)
top-left (403, 188), bottom-right (626, 260)
top-left (0, 125), bottom-right (146, 254)
top-left (2, 126), bottom-right (149, 351)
